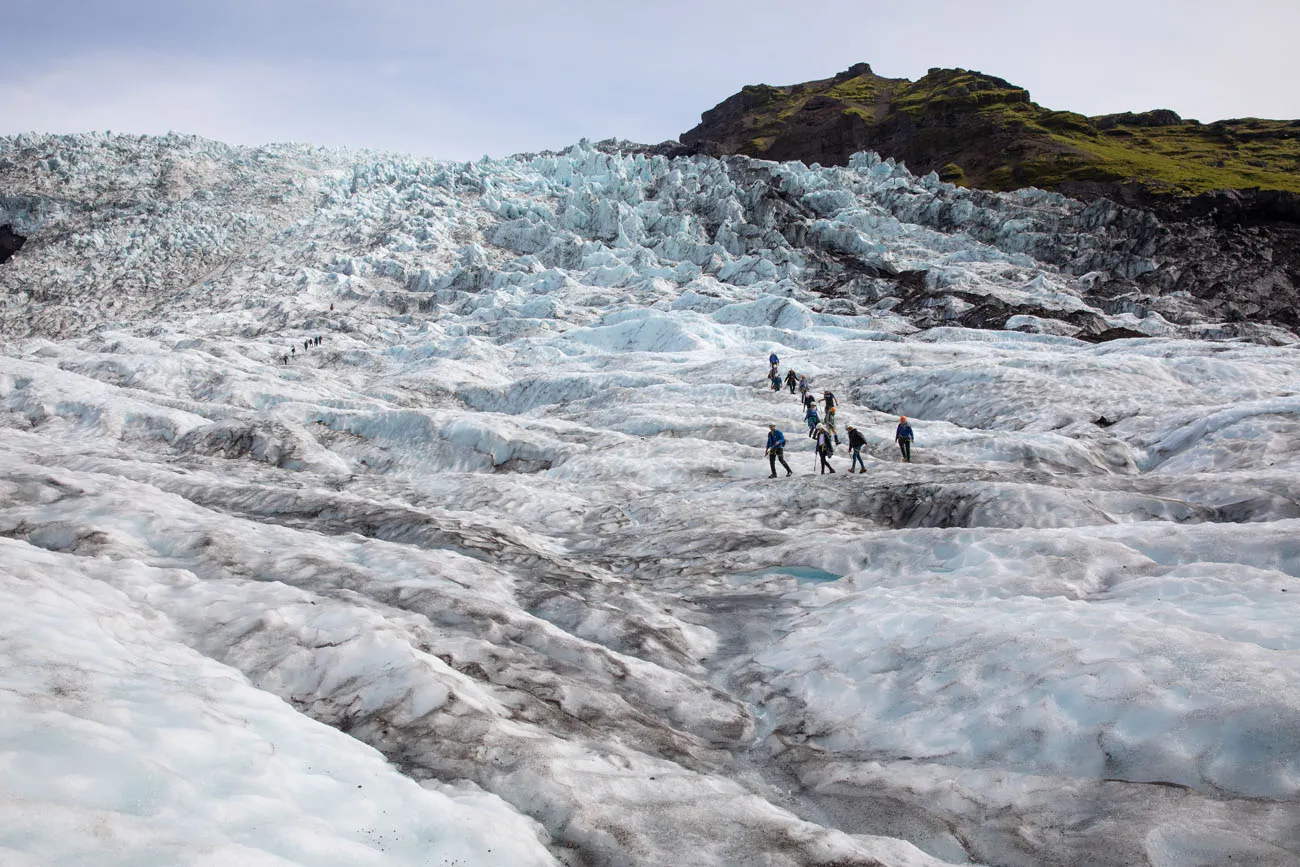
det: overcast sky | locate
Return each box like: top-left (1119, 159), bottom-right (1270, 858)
top-left (3, 0), bottom-right (1297, 161)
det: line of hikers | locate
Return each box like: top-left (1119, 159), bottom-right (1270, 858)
top-left (764, 351), bottom-right (914, 477)
top-left (281, 334), bottom-right (325, 365)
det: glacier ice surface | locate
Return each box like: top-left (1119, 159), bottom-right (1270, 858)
top-left (1, 132), bottom-right (1300, 866)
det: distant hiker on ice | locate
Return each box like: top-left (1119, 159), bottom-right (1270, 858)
top-left (765, 424), bottom-right (793, 477)
top-left (769, 350), bottom-right (780, 371)
top-left (770, 369), bottom-right (783, 391)
top-left (798, 375), bottom-right (810, 402)
top-left (895, 416), bottom-right (914, 463)
top-left (822, 390), bottom-right (840, 445)
top-left (784, 369), bottom-right (798, 394)
top-left (846, 425), bottom-right (867, 473)
top-left (815, 424), bottom-right (836, 474)
top-left (804, 403), bottom-right (820, 437)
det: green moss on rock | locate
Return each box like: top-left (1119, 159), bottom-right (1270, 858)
top-left (681, 63), bottom-right (1300, 197)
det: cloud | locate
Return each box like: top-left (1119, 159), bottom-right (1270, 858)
top-left (0, 53), bottom-right (515, 159)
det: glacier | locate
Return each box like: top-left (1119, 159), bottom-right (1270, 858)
top-left (1, 131), bottom-right (1299, 866)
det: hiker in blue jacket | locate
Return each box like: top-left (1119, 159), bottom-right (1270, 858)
top-left (765, 424), bottom-right (793, 477)
top-left (805, 404), bottom-right (820, 437)
top-left (895, 416), bottom-right (914, 462)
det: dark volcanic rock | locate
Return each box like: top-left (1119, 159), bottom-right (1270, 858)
top-left (0, 225), bottom-right (25, 264)
top-left (1093, 109), bottom-right (1185, 130)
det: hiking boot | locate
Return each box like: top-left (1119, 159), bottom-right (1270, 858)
top-left (768, 473), bottom-right (777, 478)
top-left (786, 470), bottom-right (793, 476)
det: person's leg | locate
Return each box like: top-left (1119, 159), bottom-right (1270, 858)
top-left (902, 440), bottom-right (911, 462)
top-left (778, 452), bottom-right (792, 475)
top-left (769, 451), bottom-right (778, 477)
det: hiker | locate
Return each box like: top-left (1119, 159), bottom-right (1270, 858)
top-left (290, 346), bottom-right (295, 356)
top-left (770, 369), bottom-right (782, 391)
top-left (281, 354), bottom-right (289, 365)
top-left (765, 424), bottom-right (793, 477)
top-left (896, 416), bottom-right (914, 463)
top-left (822, 390), bottom-right (840, 445)
top-left (815, 424), bottom-right (836, 474)
top-left (329, 303), bottom-right (334, 311)
top-left (846, 425), bottom-right (867, 473)
top-left (804, 403), bottom-right (820, 437)
top-left (784, 369), bottom-right (798, 394)
top-left (798, 375), bottom-right (810, 402)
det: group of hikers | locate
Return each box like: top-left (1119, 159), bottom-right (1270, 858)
top-left (280, 334), bottom-right (326, 365)
top-left (764, 351), bottom-right (915, 478)
top-left (279, 305), bottom-right (337, 365)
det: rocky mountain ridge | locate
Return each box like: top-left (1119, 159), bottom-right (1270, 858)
top-left (681, 63), bottom-right (1300, 201)
top-left (679, 65), bottom-right (1300, 334)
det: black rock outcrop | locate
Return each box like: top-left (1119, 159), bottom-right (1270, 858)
top-left (0, 225), bottom-right (25, 264)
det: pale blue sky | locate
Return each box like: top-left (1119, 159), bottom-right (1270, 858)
top-left (3, 0), bottom-right (1297, 160)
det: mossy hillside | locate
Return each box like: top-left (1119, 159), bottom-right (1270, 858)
top-left (700, 67), bottom-right (910, 158)
top-left (890, 68), bottom-right (1032, 118)
top-left (996, 118), bottom-right (1300, 194)
top-left (683, 65), bottom-right (1300, 197)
